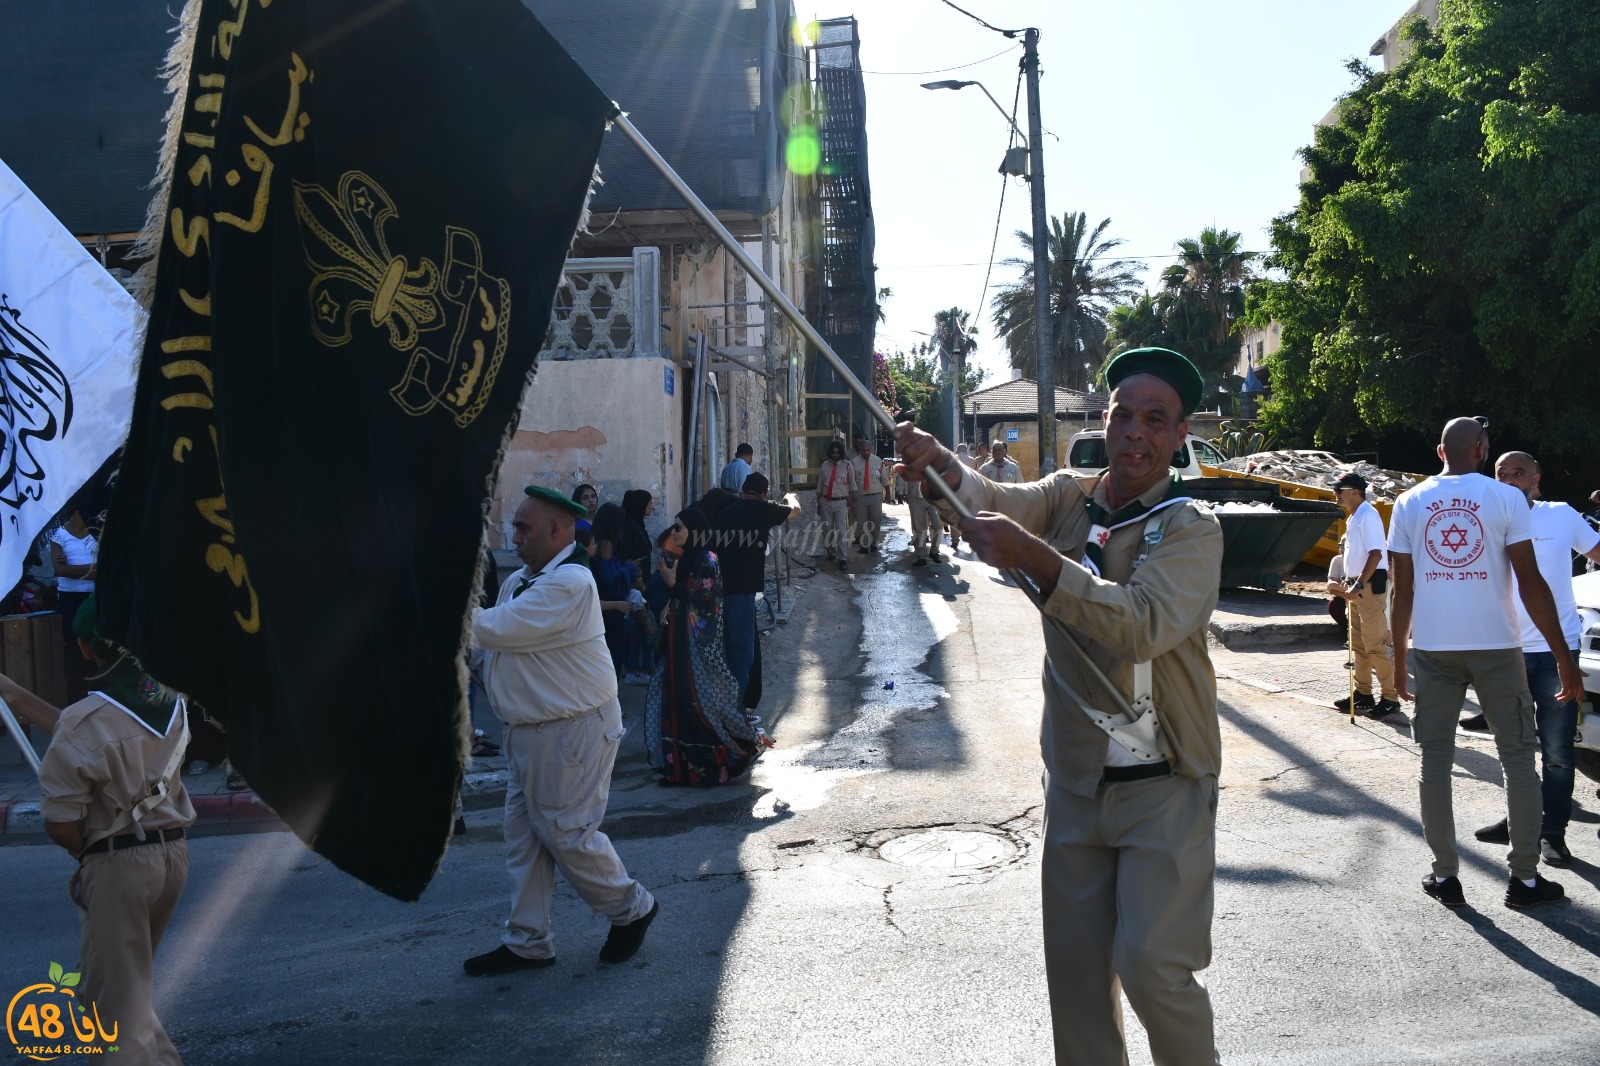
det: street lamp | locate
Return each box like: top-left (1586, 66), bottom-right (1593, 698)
top-left (920, 30), bottom-right (1056, 472)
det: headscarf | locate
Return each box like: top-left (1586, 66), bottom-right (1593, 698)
top-left (590, 502), bottom-right (625, 548)
top-left (618, 489), bottom-right (654, 562)
top-left (675, 507), bottom-right (712, 570)
top-left (693, 488), bottom-right (736, 522)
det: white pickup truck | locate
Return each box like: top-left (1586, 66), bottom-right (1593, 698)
top-left (1063, 430), bottom-right (1226, 481)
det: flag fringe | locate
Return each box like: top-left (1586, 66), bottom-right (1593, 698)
top-left (129, 0), bottom-right (203, 311)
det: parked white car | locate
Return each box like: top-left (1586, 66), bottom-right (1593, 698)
top-left (1063, 430), bottom-right (1226, 481)
top-left (1572, 569), bottom-right (1600, 781)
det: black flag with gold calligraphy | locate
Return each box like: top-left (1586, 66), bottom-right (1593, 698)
top-left (97, 0), bottom-right (616, 900)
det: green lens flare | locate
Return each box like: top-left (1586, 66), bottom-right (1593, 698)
top-left (786, 127), bottom-right (821, 175)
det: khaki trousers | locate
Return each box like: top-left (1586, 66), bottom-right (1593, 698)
top-left (852, 491), bottom-right (884, 550)
top-left (1413, 648), bottom-right (1541, 880)
top-left (1042, 771), bottom-right (1218, 1066)
top-left (502, 699), bottom-right (653, 959)
top-left (819, 498), bottom-right (850, 557)
top-left (908, 497), bottom-right (940, 559)
top-left (1350, 588), bottom-right (1396, 699)
top-left (78, 838), bottom-right (189, 1065)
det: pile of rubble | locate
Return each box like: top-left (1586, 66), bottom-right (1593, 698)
top-left (1217, 451), bottom-right (1422, 501)
top-left (1201, 500), bottom-right (1279, 514)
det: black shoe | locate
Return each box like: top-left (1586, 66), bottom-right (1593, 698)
top-left (1333, 692), bottom-right (1375, 712)
top-left (1422, 874), bottom-right (1466, 907)
top-left (1459, 714), bottom-right (1489, 732)
top-left (825, 551), bottom-right (835, 562)
top-left (599, 900), bottom-right (659, 964)
top-left (856, 547), bottom-right (869, 555)
top-left (838, 559), bottom-right (848, 572)
top-left (1541, 836), bottom-right (1572, 867)
top-left (1474, 817), bottom-right (1510, 844)
top-left (912, 557), bottom-right (928, 567)
top-left (463, 946), bottom-right (555, 976)
top-left (453, 816), bottom-right (468, 836)
top-left (929, 552), bottom-right (944, 562)
top-left (1369, 699), bottom-right (1403, 719)
top-left (1505, 874), bottom-right (1565, 909)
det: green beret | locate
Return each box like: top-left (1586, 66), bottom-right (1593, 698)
top-left (524, 484), bottom-right (589, 518)
top-left (72, 591), bottom-right (100, 642)
top-left (1103, 347), bottom-right (1204, 416)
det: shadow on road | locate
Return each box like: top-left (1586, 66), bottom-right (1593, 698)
top-left (1447, 905), bottom-right (1600, 1018)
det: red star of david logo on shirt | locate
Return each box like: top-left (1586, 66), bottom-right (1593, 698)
top-left (1438, 523), bottom-right (1470, 552)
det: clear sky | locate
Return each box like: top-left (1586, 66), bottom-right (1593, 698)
top-left (824, 0), bottom-right (1413, 385)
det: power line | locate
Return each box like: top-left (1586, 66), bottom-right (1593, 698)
top-left (884, 252), bottom-right (1273, 270)
top-left (935, 0), bottom-right (1023, 38)
top-left (971, 66), bottom-right (1026, 326)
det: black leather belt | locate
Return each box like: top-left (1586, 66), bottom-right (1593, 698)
top-left (1101, 760), bottom-right (1172, 784)
top-left (78, 826), bottom-right (186, 859)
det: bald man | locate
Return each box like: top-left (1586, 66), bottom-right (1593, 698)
top-left (465, 486), bottom-right (657, 975)
top-left (1388, 419), bottom-right (1584, 909)
top-left (899, 348), bottom-right (1224, 1066)
top-left (1469, 451), bottom-right (1600, 865)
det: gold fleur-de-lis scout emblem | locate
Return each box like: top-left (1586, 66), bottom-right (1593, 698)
top-left (293, 171), bottom-right (511, 428)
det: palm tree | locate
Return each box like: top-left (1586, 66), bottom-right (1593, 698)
top-left (1159, 227), bottom-right (1252, 348)
top-left (990, 213), bottom-right (1141, 390)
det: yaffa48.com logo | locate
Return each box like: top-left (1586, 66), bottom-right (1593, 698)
top-left (7, 962), bottom-right (118, 1059)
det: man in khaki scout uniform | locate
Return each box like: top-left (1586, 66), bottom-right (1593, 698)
top-left (464, 485), bottom-right (657, 976)
top-left (850, 434), bottom-right (886, 553)
top-left (816, 439), bottom-right (857, 570)
top-left (897, 347), bottom-right (1223, 1066)
top-left (16, 596), bottom-right (195, 1065)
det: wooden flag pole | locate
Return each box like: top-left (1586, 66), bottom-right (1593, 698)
top-left (611, 112), bottom-right (1140, 721)
top-left (1, 698), bottom-right (42, 776)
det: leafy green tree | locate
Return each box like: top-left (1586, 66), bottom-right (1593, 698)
top-left (1160, 227), bottom-right (1252, 349)
top-left (882, 343), bottom-right (983, 443)
top-left (1248, 0), bottom-right (1600, 478)
top-left (990, 213), bottom-right (1140, 390)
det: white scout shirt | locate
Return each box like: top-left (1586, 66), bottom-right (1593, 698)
top-left (472, 543), bottom-right (618, 725)
top-left (1341, 499), bottom-right (1387, 579)
top-left (851, 452), bottom-right (882, 494)
top-left (1387, 472), bottom-right (1533, 651)
top-left (979, 457), bottom-right (1022, 483)
top-left (1514, 501), bottom-right (1600, 653)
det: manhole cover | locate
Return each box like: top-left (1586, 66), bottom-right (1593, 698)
top-left (878, 830), bottom-right (1015, 870)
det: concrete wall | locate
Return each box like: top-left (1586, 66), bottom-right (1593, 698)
top-left (489, 358), bottom-right (682, 549)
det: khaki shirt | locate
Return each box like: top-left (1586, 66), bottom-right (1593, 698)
top-left (818, 459), bottom-right (857, 500)
top-left (936, 468), bottom-right (1223, 797)
top-left (851, 453), bottom-right (883, 494)
top-left (39, 695), bottom-right (196, 835)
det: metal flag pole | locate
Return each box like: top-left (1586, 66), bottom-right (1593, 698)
top-left (1, 698), bottom-right (42, 776)
top-left (610, 111), bottom-right (1139, 720)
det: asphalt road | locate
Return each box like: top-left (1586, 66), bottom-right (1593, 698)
top-left (6, 508), bottom-right (1600, 1064)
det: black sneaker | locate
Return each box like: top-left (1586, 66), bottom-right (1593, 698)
top-left (1422, 874), bottom-right (1466, 907)
top-left (1540, 836), bottom-right (1572, 867)
top-left (1505, 874), bottom-right (1565, 909)
top-left (1459, 714), bottom-right (1489, 732)
top-left (463, 946), bottom-right (555, 976)
top-left (838, 558), bottom-right (848, 572)
top-left (912, 557), bottom-right (928, 567)
top-left (929, 552), bottom-right (944, 562)
top-left (453, 816), bottom-right (468, 837)
top-left (1369, 699), bottom-right (1403, 719)
top-left (1334, 692), bottom-right (1375, 713)
top-left (1474, 817), bottom-right (1510, 844)
top-left (599, 900), bottom-right (659, 964)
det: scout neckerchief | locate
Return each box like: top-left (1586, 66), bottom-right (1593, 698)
top-left (1082, 475), bottom-right (1191, 577)
top-left (86, 652), bottom-right (183, 737)
top-left (81, 652), bottom-right (190, 854)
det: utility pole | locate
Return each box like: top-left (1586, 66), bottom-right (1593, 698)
top-left (1023, 28), bottom-right (1056, 473)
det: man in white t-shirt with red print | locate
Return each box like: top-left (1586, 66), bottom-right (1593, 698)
top-left (1469, 451), bottom-right (1600, 867)
top-left (1389, 417), bottom-right (1584, 910)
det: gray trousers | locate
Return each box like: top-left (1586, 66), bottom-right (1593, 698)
top-left (1413, 647), bottom-right (1541, 880)
top-left (1042, 770), bottom-right (1219, 1066)
top-left (852, 491), bottom-right (884, 549)
top-left (819, 498), bottom-right (850, 557)
top-left (501, 700), bottom-right (654, 959)
top-left (908, 497), bottom-right (940, 558)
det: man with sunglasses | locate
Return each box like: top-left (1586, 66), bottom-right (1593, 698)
top-left (1389, 417), bottom-right (1584, 909)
